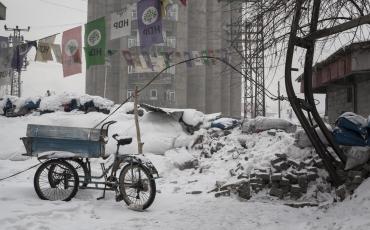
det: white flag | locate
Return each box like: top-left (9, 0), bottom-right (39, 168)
top-left (111, 6), bottom-right (132, 40)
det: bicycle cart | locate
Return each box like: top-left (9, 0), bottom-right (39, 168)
top-left (21, 121), bottom-right (159, 210)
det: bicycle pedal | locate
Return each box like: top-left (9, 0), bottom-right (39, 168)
top-left (97, 196), bottom-right (105, 200)
top-left (115, 194), bottom-right (123, 202)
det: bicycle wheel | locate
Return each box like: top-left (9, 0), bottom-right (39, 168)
top-left (119, 164), bottom-right (156, 210)
top-left (67, 159), bottom-right (89, 188)
top-left (34, 160), bottom-right (79, 201)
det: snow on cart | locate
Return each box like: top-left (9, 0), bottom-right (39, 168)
top-left (21, 121), bottom-right (159, 210)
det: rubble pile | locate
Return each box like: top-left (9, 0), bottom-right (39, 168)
top-left (190, 119), bottom-right (370, 203)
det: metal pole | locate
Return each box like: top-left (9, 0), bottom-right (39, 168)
top-left (278, 81), bottom-right (281, 118)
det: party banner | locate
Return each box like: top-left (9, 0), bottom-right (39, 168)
top-left (137, 0), bottom-right (164, 47)
top-left (180, 0), bottom-right (187, 6)
top-left (11, 41), bottom-right (37, 72)
top-left (35, 35), bottom-right (56, 62)
top-left (62, 26), bottom-right (82, 77)
top-left (85, 17), bottom-right (106, 68)
top-left (111, 6), bottom-right (132, 40)
top-left (51, 44), bottom-right (62, 63)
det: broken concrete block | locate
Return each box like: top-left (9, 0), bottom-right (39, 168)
top-left (298, 175), bottom-right (308, 191)
top-left (306, 166), bottom-right (318, 173)
top-left (353, 175), bottom-right (363, 184)
top-left (271, 157), bottom-right (285, 165)
top-left (238, 183), bottom-right (251, 200)
top-left (271, 173), bottom-right (282, 182)
top-left (335, 185), bottom-right (346, 201)
top-left (287, 159), bottom-right (300, 168)
top-left (256, 172), bottom-right (270, 183)
top-left (291, 185), bottom-right (303, 199)
top-left (307, 172), bottom-right (319, 182)
top-left (272, 161), bottom-right (289, 172)
top-left (286, 172), bottom-right (298, 184)
top-left (269, 186), bottom-right (284, 198)
top-left (313, 159), bottom-right (324, 168)
top-left (275, 153), bottom-right (288, 160)
top-left (215, 190), bottom-right (231, 198)
top-left (280, 177), bottom-right (290, 186)
top-left (348, 171), bottom-right (362, 179)
top-left (237, 173), bottom-right (249, 179)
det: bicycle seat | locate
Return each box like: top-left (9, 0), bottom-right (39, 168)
top-left (112, 134), bottom-right (132, 146)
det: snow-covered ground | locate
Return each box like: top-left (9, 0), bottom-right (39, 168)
top-left (1, 109), bottom-right (370, 230)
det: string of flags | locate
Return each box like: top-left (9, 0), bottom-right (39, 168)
top-left (0, 0), bottom-right (218, 79)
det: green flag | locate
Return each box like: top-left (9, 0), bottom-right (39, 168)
top-left (85, 17), bottom-right (106, 68)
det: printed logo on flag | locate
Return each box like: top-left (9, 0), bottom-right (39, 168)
top-left (87, 29), bottom-right (102, 47)
top-left (65, 39), bottom-right (79, 56)
top-left (111, 6), bottom-right (132, 40)
top-left (137, 0), bottom-right (164, 47)
top-left (142, 7), bottom-right (159, 25)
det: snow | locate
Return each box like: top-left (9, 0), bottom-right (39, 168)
top-left (0, 107), bottom-right (370, 229)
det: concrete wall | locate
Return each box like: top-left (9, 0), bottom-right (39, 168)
top-left (326, 75), bottom-right (370, 123)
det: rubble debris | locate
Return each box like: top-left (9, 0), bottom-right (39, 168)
top-left (242, 117), bottom-right (297, 133)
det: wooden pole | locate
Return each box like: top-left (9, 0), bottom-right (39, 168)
top-left (134, 86), bottom-right (144, 155)
top-left (278, 81), bottom-right (281, 118)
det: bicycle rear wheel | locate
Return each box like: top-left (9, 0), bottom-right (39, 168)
top-left (34, 159), bottom-right (79, 201)
top-left (119, 164), bottom-right (156, 210)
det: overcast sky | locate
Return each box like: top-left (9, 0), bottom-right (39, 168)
top-left (0, 0), bottom-right (87, 97)
top-left (0, 0), bottom-right (335, 115)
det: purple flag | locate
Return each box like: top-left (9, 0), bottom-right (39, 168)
top-left (137, 0), bottom-right (164, 47)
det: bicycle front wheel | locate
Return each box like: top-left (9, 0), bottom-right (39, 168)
top-left (119, 164), bottom-right (156, 210)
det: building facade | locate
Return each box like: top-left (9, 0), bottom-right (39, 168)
top-left (299, 41), bottom-right (370, 123)
top-left (86, 0), bottom-right (242, 117)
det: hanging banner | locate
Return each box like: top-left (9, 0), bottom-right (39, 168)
top-left (85, 17), bottom-right (106, 68)
top-left (0, 36), bottom-right (12, 73)
top-left (137, 0), bottom-right (164, 47)
top-left (160, 0), bottom-right (172, 17)
top-left (11, 41), bottom-right (37, 72)
top-left (111, 6), bottom-right (132, 40)
top-left (51, 44), bottom-right (62, 63)
top-left (62, 26), bottom-right (82, 77)
top-left (35, 35), bottom-right (56, 62)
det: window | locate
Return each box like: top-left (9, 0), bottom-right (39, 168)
top-left (166, 37), bottom-right (176, 48)
top-left (167, 4), bottom-right (178, 21)
top-left (128, 38), bottom-right (137, 48)
top-left (166, 90), bottom-right (175, 103)
top-left (164, 66), bottom-right (175, 75)
top-left (128, 65), bottom-right (135, 74)
top-left (347, 87), bottom-right (353, 103)
top-left (127, 90), bottom-right (134, 99)
top-left (131, 4), bottom-right (137, 20)
top-left (150, 89), bottom-right (158, 100)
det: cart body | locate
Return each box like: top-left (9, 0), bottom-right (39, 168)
top-left (21, 124), bottom-right (107, 158)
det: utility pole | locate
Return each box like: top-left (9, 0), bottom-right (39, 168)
top-left (4, 25), bottom-right (30, 97)
top-left (278, 81), bottom-right (281, 118)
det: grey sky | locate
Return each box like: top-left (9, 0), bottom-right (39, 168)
top-left (0, 0), bottom-right (87, 97)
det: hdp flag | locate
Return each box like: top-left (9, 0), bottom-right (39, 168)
top-left (35, 34), bottom-right (56, 62)
top-left (11, 41), bottom-right (37, 72)
top-left (0, 36), bottom-right (12, 72)
top-left (138, 0), bottom-right (164, 47)
top-left (62, 26), bottom-right (82, 77)
top-left (85, 17), bottom-right (106, 68)
top-left (110, 5), bottom-right (132, 40)
top-left (51, 44), bottom-right (62, 63)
